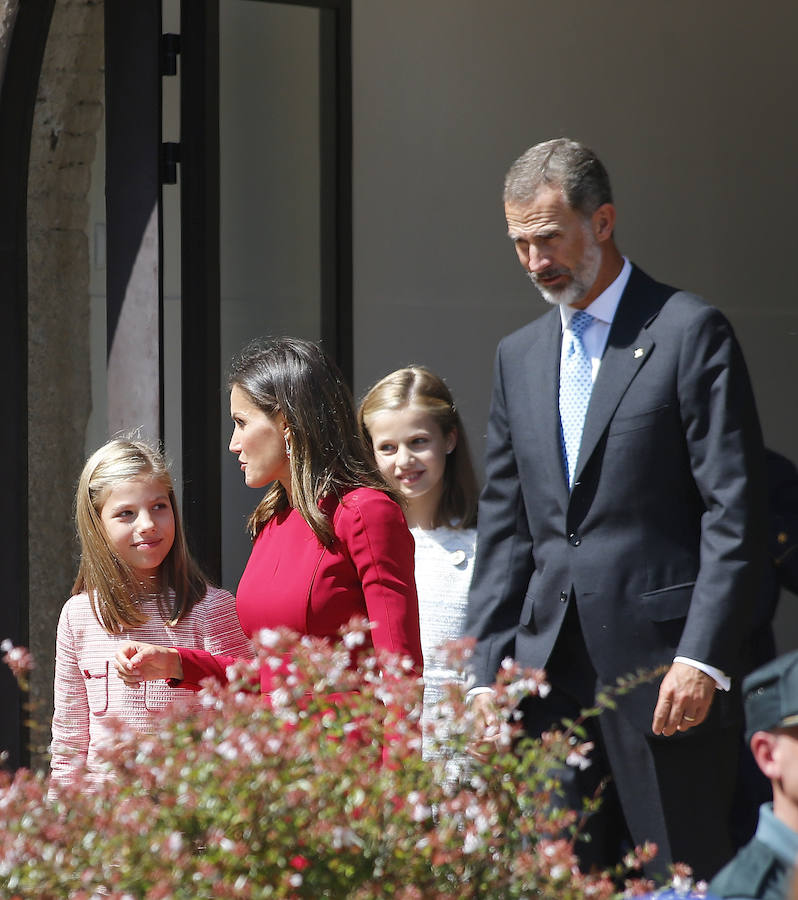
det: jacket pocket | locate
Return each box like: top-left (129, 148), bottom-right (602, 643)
top-left (83, 661), bottom-right (109, 715)
top-left (143, 681), bottom-right (170, 712)
top-left (639, 581), bottom-right (694, 622)
top-left (608, 403), bottom-right (671, 437)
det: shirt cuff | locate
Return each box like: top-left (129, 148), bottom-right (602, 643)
top-left (673, 656), bottom-right (730, 691)
top-left (466, 686), bottom-right (495, 700)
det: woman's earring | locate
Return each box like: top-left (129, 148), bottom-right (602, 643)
top-left (284, 433), bottom-right (291, 458)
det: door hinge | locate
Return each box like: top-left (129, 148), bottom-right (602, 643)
top-left (161, 33), bottom-right (181, 76)
top-left (161, 142), bottom-right (181, 185)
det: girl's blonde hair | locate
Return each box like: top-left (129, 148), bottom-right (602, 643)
top-left (72, 438), bottom-right (208, 633)
top-left (358, 366), bottom-right (479, 530)
top-left (229, 338), bottom-right (398, 546)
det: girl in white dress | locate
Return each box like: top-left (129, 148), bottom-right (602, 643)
top-left (50, 439), bottom-right (251, 788)
top-left (359, 367), bottom-right (479, 765)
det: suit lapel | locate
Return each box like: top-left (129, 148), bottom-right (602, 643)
top-left (573, 267), bottom-right (664, 486)
top-left (525, 310), bottom-right (569, 502)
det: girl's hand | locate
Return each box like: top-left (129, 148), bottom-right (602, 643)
top-left (114, 641), bottom-right (183, 686)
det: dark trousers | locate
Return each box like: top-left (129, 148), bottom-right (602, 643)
top-left (520, 601), bottom-right (738, 881)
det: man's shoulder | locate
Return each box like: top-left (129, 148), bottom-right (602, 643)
top-left (601, 264), bottom-right (738, 361)
top-left (709, 837), bottom-right (793, 900)
top-left (628, 263), bottom-right (728, 326)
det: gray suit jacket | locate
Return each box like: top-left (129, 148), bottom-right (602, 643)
top-left (466, 265), bottom-right (767, 730)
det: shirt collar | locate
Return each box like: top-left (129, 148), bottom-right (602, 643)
top-left (756, 802), bottom-right (798, 865)
top-left (559, 257), bottom-right (632, 331)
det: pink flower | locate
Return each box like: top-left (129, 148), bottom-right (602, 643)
top-left (0, 621), bottom-right (673, 897)
top-left (1, 640), bottom-right (34, 680)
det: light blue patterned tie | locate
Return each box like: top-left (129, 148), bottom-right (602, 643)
top-left (559, 310), bottom-right (594, 489)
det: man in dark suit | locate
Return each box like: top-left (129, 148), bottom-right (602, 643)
top-left (465, 138), bottom-right (767, 879)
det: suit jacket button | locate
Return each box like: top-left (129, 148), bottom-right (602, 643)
top-left (568, 533), bottom-right (581, 547)
top-left (449, 549), bottom-right (467, 566)
top-left (560, 591), bottom-right (568, 603)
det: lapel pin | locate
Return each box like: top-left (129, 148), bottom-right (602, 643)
top-left (633, 347), bottom-right (645, 359)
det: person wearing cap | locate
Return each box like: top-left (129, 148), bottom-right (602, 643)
top-left (710, 650), bottom-right (798, 900)
top-left (732, 449), bottom-right (798, 848)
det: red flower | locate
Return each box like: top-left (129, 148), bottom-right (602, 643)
top-left (290, 854), bottom-right (310, 871)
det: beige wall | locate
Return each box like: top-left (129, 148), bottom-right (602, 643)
top-left (350, 0), bottom-right (798, 649)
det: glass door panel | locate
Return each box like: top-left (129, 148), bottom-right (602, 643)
top-left (219, 0), bottom-right (322, 588)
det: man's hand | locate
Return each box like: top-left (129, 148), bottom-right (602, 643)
top-left (113, 641), bottom-right (183, 687)
top-left (651, 661), bottom-right (716, 736)
top-left (467, 691), bottom-right (502, 761)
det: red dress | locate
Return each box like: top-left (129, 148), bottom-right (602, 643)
top-left (176, 488), bottom-right (423, 691)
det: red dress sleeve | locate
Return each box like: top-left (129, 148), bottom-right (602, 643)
top-left (175, 587), bottom-right (254, 690)
top-left (335, 490), bottom-right (423, 675)
top-left (173, 648), bottom-right (235, 690)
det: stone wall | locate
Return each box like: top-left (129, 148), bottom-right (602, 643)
top-left (0, 1), bottom-right (20, 84)
top-left (26, 0), bottom-right (103, 751)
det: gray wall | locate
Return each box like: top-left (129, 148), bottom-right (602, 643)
top-left (350, 0), bottom-right (798, 650)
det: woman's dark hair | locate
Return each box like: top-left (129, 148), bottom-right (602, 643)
top-left (229, 337), bottom-right (396, 546)
top-left (358, 366), bottom-right (479, 529)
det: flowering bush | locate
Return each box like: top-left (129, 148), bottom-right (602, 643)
top-left (0, 640), bottom-right (33, 690)
top-left (0, 624), bottom-right (686, 899)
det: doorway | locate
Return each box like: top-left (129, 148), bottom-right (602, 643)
top-left (178, 0), bottom-right (352, 590)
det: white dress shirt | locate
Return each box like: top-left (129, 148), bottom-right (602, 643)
top-left (559, 257), bottom-right (632, 374)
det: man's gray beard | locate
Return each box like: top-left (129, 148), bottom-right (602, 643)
top-left (529, 233), bottom-right (603, 307)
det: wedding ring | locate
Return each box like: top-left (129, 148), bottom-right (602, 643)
top-left (682, 714), bottom-right (696, 722)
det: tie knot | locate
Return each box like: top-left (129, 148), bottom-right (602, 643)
top-left (569, 310), bottom-right (593, 339)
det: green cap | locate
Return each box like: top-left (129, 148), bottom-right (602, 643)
top-left (743, 649), bottom-right (798, 741)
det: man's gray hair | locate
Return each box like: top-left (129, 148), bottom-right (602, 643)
top-left (503, 138), bottom-right (613, 216)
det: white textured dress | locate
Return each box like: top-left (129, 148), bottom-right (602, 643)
top-left (50, 586), bottom-right (252, 787)
top-left (411, 525), bottom-right (477, 764)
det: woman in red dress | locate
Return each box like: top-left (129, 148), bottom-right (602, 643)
top-left (114, 338), bottom-right (423, 693)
